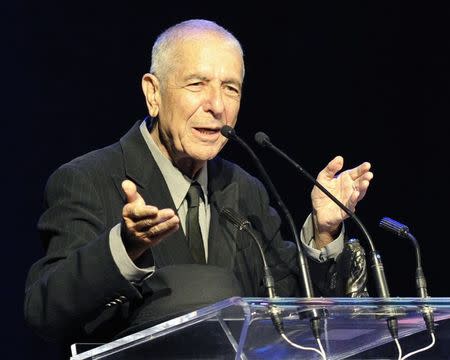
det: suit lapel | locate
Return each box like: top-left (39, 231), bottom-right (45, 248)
top-left (112, 121), bottom-right (194, 267)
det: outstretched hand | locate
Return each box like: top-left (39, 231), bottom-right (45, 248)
top-left (121, 180), bottom-right (180, 261)
top-left (311, 156), bottom-right (373, 248)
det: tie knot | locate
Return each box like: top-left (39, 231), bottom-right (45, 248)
top-left (186, 182), bottom-right (202, 208)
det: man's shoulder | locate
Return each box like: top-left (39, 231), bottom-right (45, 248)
top-left (51, 120), bottom-right (142, 177)
top-left (42, 138), bottom-right (128, 196)
top-left (41, 142), bottom-right (122, 194)
top-left (60, 141), bottom-right (122, 174)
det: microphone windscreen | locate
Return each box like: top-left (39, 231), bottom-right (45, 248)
top-left (220, 207), bottom-right (248, 230)
top-left (254, 132), bottom-right (270, 147)
top-left (379, 217), bottom-right (410, 238)
top-left (220, 125), bottom-right (235, 138)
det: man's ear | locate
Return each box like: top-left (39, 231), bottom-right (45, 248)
top-left (142, 73), bottom-right (161, 117)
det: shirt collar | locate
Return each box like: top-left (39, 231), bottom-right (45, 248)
top-left (139, 119), bottom-right (208, 210)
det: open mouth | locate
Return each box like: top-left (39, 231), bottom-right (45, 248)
top-left (194, 128), bottom-right (220, 135)
top-left (192, 127), bottom-right (222, 143)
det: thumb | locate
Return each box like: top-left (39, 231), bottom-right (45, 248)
top-left (122, 180), bottom-right (145, 205)
top-left (321, 155), bottom-right (344, 180)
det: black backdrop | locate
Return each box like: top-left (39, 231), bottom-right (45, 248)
top-left (4, 2), bottom-right (449, 359)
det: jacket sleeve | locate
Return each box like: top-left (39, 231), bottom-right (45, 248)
top-left (24, 163), bottom-right (142, 342)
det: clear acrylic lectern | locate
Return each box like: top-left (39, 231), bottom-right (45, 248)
top-left (70, 297), bottom-right (450, 359)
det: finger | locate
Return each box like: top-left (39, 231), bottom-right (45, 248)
top-left (123, 203), bottom-right (159, 220)
top-left (123, 216), bottom-right (180, 250)
top-left (348, 162), bottom-right (371, 181)
top-left (135, 209), bottom-right (177, 231)
top-left (352, 171), bottom-right (373, 192)
top-left (141, 215), bottom-right (180, 241)
top-left (318, 156), bottom-right (344, 180)
top-left (122, 180), bottom-right (145, 205)
top-left (359, 171), bottom-right (374, 182)
top-left (147, 222), bottom-right (180, 246)
top-left (356, 178), bottom-right (372, 202)
top-left (347, 189), bottom-right (360, 212)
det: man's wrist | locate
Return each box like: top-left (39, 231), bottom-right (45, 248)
top-left (110, 223), bottom-right (155, 281)
top-left (312, 213), bottom-right (342, 248)
top-left (314, 224), bottom-right (342, 249)
top-left (120, 221), bottom-right (148, 261)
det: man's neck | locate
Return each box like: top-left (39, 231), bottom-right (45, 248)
top-left (150, 126), bottom-right (205, 179)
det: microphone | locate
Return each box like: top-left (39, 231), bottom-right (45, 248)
top-left (221, 126), bottom-right (324, 340)
top-left (221, 125), bottom-right (314, 298)
top-left (379, 217), bottom-right (435, 333)
top-left (379, 217), bottom-right (427, 297)
top-left (220, 207), bottom-right (285, 334)
top-left (220, 207), bottom-right (276, 298)
top-left (255, 131), bottom-right (399, 338)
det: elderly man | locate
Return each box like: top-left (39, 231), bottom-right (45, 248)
top-left (25, 19), bottom-right (373, 347)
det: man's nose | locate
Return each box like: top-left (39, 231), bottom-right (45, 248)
top-left (203, 85), bottom-right (225, 115)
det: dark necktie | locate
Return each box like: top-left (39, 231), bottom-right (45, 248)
top-left (185, 182), bottom-right (206, 264)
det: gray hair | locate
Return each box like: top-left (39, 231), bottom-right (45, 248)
top-left (150, 19), bottom-right (245, 83)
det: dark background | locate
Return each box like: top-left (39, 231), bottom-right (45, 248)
top-left (4, 1), bottom-right (449, 358)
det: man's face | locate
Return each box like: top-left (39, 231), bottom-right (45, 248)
top-left (153, 34), bottom-right (244, 164)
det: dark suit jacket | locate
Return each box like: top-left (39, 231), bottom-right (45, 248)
top-left (24, 120), bottom-right (337, 345)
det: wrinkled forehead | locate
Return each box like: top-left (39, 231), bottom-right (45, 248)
top-left (169, 32), bottom-right (244, 76)
top-left (170, 30), bottom-right (243, 58)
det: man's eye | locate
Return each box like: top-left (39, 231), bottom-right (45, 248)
top-left (186, 82), bottom-right (203, 90)
top-left (225, 85), bottom-right (240, 96)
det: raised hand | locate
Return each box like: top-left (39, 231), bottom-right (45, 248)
top-left (121, 180), bottom-right (180, 261)
top-left (311, 156), bottom-right (373, 248)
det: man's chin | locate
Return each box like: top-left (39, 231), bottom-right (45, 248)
top-left (189, 147), bottom-right (221, 162)
top-left (187, 145), bottom-right (222, 161)
top-left (196, 152), bottom-right (220, 161)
